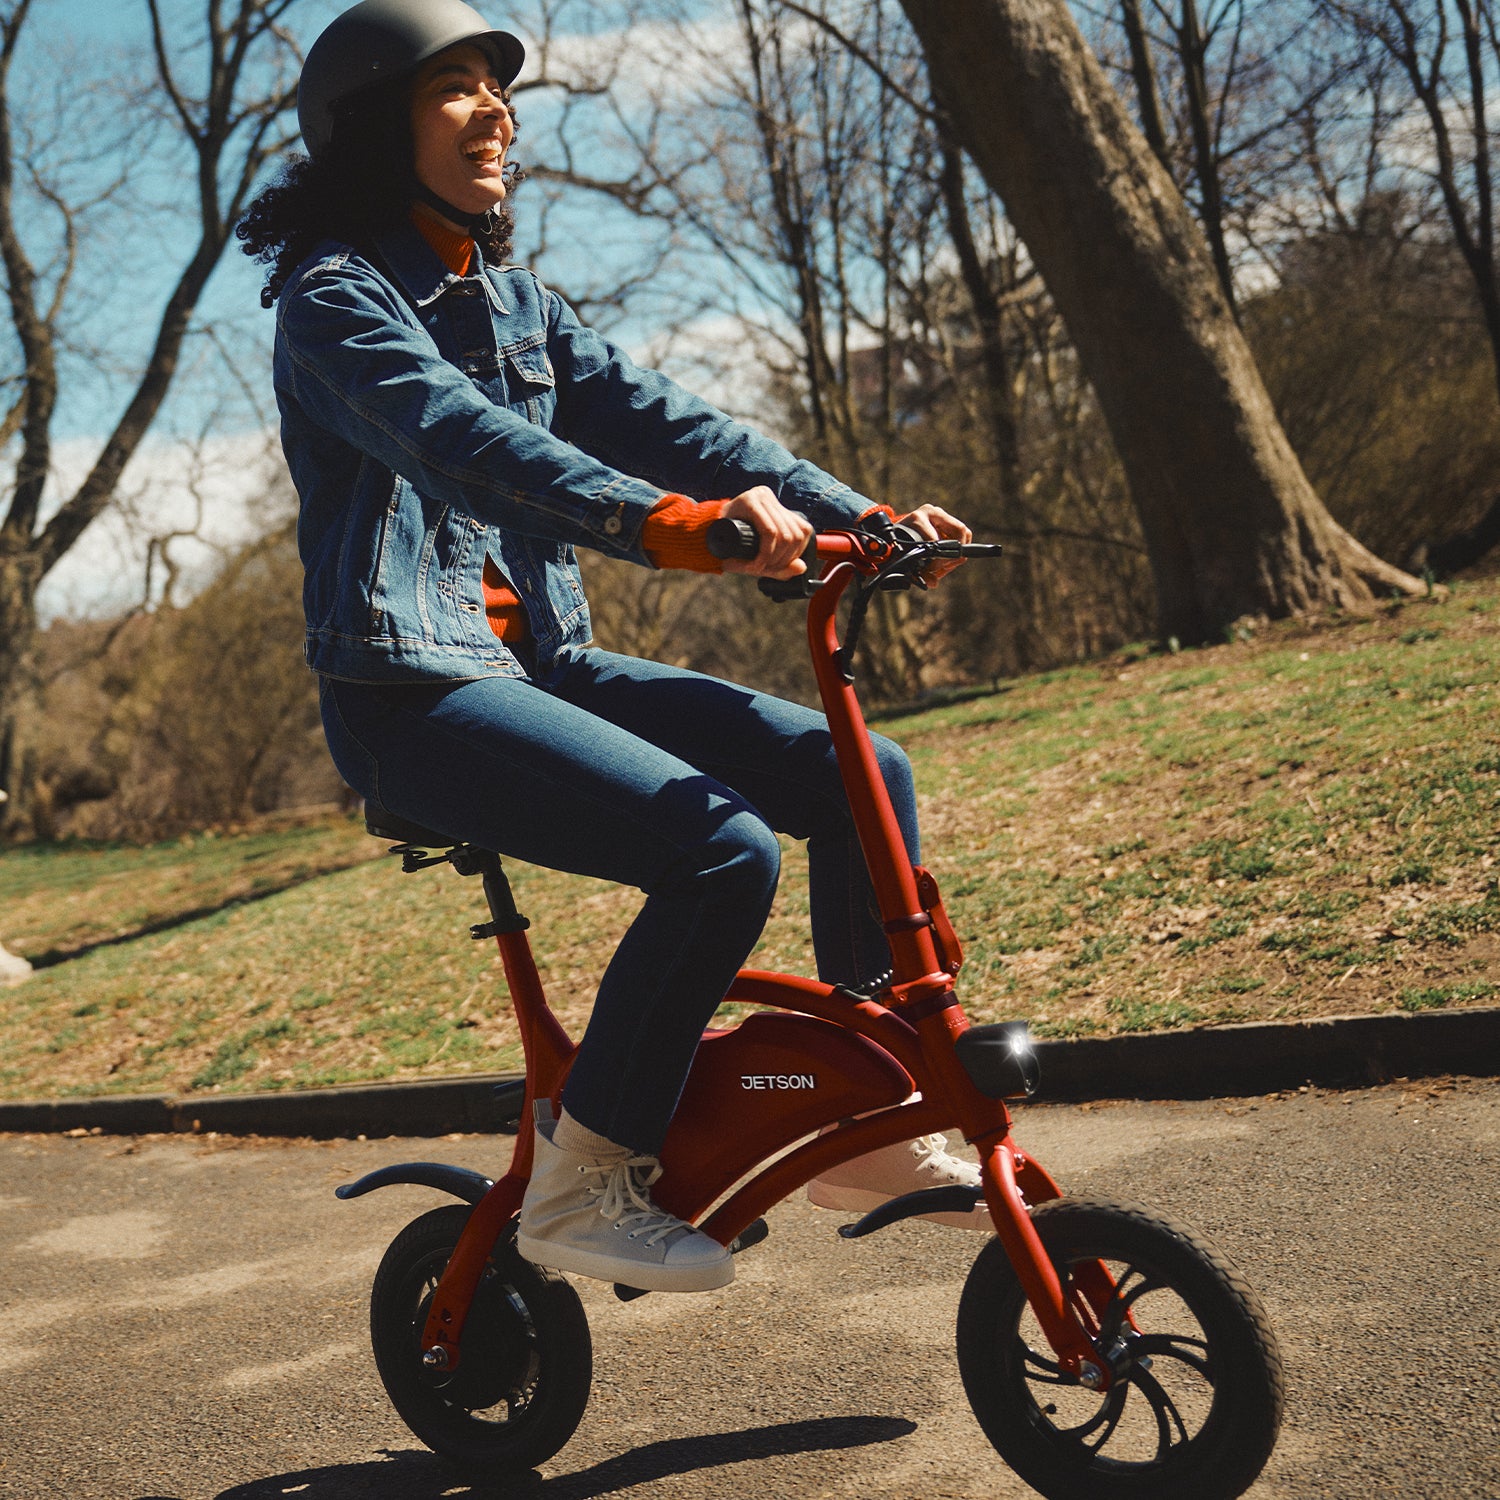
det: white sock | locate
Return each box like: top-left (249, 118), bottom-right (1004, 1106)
top-left (552, 1108), bottom-right (633, 1162)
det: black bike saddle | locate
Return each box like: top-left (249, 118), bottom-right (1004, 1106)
top-left (363, 799), bottom-right (459, 849)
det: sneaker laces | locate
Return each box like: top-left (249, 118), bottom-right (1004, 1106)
top-left (912, 1133), bottom-right (980, 1184)
top-left (584, 1155), bottom-right (692, 1248)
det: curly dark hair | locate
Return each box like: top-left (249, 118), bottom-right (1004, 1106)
top-left (237, 80), bottom-right (524, 307)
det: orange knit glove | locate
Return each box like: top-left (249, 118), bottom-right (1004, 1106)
top-left (640, 495), bottom-right (730, 573)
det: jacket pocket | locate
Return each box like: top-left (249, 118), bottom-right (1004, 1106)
top-left (503, 345), bottom-right (556, 426)
top-left (365, 466), bottom-right (399, 635)
top-left (504, 345), bottom-right (555, 389)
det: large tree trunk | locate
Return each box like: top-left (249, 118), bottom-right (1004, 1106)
top-left (899, 0), bottom-right (1423, 644)
top-left (0, 550), bottom-right (40, 829)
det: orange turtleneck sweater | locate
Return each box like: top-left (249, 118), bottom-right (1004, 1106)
top-left (410, 207), bottom-right (725, 643)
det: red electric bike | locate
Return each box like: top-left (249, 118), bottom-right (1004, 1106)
top-left (337, 516), bottom-right (1284, 1500)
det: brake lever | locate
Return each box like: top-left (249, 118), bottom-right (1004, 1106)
top-left (757, 576), bottom-right (824, 602)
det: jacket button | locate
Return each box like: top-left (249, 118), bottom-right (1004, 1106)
top-left (603, 515), bottom-right (623, 535)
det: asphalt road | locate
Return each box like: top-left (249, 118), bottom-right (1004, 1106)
top-left (0, 1078), bottom-right (1496, 1500)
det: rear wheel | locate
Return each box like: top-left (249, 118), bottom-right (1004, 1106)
top-left (956, 1196), bottom-right (1283, 1500)
top-left (370, 1204), bottom-right (592, 1473)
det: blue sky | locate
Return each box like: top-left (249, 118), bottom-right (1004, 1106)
top-left (29, 0), bottom-right (733, 618)
top-left (27, 0), bottom-right (704, 444)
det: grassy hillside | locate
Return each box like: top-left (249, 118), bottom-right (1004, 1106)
top-left (0, 819), bottom-right (380, 964)
top-left (3, 577), bottom-right (1498, 1101)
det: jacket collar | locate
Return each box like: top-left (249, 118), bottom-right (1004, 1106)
top-left (371, 217), bottom-right (511, 315)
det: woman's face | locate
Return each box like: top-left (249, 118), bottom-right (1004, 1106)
top-left (409, 43), bottom-right (515, 223)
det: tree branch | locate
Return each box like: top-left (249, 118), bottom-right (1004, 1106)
top-left (145, 0), bottom-right (196, 140)
top-left (0, 0), bottom-right (55, 552)
top-left (1120, 0), bottom-right (1173, 170)
top-left (769, 0), bottom-right (937, 122)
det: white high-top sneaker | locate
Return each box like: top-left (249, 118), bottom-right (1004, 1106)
top-left (807, 1132), bottom-right (993, 1231)
top-left (517, 1117), bottom-right (735, 1292)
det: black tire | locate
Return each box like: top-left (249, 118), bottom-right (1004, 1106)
top-left (956, 1196), bottom-right (1283, 1500)
top-left (370, 1204), bottom-right (592, 1474)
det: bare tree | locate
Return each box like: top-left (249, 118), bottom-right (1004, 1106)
top-left (516, 0), bottom-right (1163, 682)
top-left (1097, 2), bottom-right (1350, 316)
top-left (541, 0), bottom-right (939, 693)
top-left (1317, 0), bottom-right (1500, 408)
top-left (0, 0), bottom-right (299, 837)
top-left (898, 0), bottom-right (1423, 645)
top-left (1120, 0), bottom-right (1173, 169)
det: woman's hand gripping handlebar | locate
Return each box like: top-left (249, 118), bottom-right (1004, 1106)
top-left (714, 486), bottom-right (815, 580)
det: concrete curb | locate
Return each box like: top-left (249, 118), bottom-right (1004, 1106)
top-left (0, 1074), bottom-right (523, 1139)
top-left (1, 1005), bottom-right (1495, 1139)
top-left (1035, 1005), bottom-right (1500, 1101)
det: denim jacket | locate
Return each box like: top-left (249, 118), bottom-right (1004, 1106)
top-left (273, 219), bottom-right (873, 683)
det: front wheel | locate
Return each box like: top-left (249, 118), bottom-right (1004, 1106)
top-left (370, 1204), bottom-right (592, 1474)
top-left (956, 1196), bottom-right (1283, 1500)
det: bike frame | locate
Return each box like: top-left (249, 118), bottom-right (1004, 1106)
top-left (398, 531), bottom-right (1116, 1387)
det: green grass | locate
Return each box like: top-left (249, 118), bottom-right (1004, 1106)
top-left (1397, 981), bottom-right (1497, 1012)
top-left (0, 819), bottom-right (381, 963)
top-left (5, 577), bottom-right (1500, 1100)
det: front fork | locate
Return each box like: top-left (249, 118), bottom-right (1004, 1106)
top-left (976, 1135), bottom-right (1120, 1391)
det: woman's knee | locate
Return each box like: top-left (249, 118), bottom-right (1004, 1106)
top-left (719, 808), bottom-right (782, 901)
top-left (651, 800), bottom-right (781, 908)
top-left (870, 732), bottom-right (915, 804)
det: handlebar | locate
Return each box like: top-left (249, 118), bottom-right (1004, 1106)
top-left (705, 514), bottom-right (1003, 570)
top-left (705, 517), bottom-right (774, 561)
top-left (705, 511), bottom-right (1004, 630)
top-left (703, 511), bottom-right (1002, 677)
top-left (706, 517), bottom-right (864, 563)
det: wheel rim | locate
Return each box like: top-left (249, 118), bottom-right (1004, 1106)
top-left (403, 1247), bottom-right (546, 1427)
top-left (1009, 1252), bottom-right (1218, 1472)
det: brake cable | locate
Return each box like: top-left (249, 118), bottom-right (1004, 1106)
top-left (837, 532), bottom-right (972, 682)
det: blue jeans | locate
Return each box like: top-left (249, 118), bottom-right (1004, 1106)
top-left (319, 649), bottom-right (920, 1154)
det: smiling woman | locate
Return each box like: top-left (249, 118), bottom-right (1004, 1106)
top-left (238, 0), bottom-right (527, 303)
top-left (235, 0), bottom-right (977, 1295)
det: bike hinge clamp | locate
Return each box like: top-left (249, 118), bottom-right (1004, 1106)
top-left (471, 914), bottom-right (531, 940)
top-left (914, 866), bottom-right (964, 976)
top-left (882, 911), bottom-right (933, 935)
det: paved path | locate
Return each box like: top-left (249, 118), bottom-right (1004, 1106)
top-left (0, 1078), bottom-right (1496, 1499)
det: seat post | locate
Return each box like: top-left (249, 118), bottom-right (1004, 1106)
top-left (465, 848), bottom-right (530, 939)
top-left (463, 848), bottom-right (574, 1123)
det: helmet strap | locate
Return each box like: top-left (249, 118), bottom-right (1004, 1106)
top-left (412, 180), bottom-right (498, 239)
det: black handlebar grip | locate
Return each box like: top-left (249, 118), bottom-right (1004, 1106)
top-left (706, 516), bottom-right (760, 560)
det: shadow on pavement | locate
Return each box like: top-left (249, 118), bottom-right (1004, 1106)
top-left (189, 1416), bottom-right (918, 1499)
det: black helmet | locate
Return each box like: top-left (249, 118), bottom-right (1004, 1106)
top-left (298, 0), bottom-right (525, 162)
